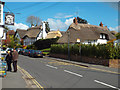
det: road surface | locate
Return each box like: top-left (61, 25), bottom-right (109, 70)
top-left (18, 55), bottom-right (119, 89)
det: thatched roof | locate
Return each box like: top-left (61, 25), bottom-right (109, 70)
top-left (46, 31), bottom-right (62, 39)
top-left (27, 25), bottom-right (42, 30)
top-left (15, 29), bottom-right (27, 38)
top-left (110, 31), bottom-right (118, 35)
top-left (23, 28), bottom-right (42, 39)
top-left (60, 31), bottom-right (65, 35)
top-left (57, 23), bottom-right (116, 43)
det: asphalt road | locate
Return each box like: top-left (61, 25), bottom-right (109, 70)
top-left (18, 55), bottom-right (119, 89)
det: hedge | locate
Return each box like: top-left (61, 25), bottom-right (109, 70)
top-left (50, 43), bottom-right (120, 59)
top-left (33, 38), bottom-right (59, 50)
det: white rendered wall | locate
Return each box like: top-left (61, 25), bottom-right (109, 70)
top-left (0, 4), bottom-right (4, 37)
top-left (97, 39), bottom-right (107, 44)
top-left (24, 37), bottom-right (36, 46)
top-left (82, 39), bottom-right (107, 45)
top-left (42, 22), bottom-right (47, 39)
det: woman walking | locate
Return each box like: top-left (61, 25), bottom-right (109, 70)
top-left (5, 51), bottom-right (12, 72)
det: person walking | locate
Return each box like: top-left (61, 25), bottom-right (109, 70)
top-left (5, 50), bottom-right (12, 72)
top-left (12, 48), bottom-right (19, 72)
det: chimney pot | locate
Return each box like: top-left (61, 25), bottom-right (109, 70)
top-left (75, 17), bottom-right (78, 25)
top-left (99, 22), bottom-right (103, 27)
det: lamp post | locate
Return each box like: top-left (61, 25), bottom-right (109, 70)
top-left (67, 30), bottom-right (70, 61)
top-left (77, 38), bottom-right (81, 60)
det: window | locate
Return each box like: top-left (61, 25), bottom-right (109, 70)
top-left (100, 33), bottom-right (107, 39)
top-left (88, 40), bottom-right (91, 44)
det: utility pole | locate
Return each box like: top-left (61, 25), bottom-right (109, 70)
top-left (67, 30), bottom-right (70, 61)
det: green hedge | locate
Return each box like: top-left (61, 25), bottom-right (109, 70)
top-left (50, 44), bottom-right (120, 59)
top-left (33, 38), bottom-right (59, 50)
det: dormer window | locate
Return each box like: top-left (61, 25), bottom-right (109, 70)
top-left (100, 33), bottom-right (107, 39)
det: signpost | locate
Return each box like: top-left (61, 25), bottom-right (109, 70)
top-left (5, 13), bottom-right (14, 25)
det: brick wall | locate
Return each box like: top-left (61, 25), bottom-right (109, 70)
top-left (109, 59), bottom-right (120, 68)
top-left (50, 54), bottom-right (120, 68)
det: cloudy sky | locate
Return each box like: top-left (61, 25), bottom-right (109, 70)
top-left (2, 1), bottom-right (119, 32)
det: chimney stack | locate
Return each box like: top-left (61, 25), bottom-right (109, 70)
top-left (105, 26), bottom-right (107, 28)
top-left (42, 21), bottom-right (47, 39)
top-left (75, 17), bottom-right (78, 25)
top-left (99, 22), bottom-right (103, 27)
top-left (73, 17), bottom-right (78, 25)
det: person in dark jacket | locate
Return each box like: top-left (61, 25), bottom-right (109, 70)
top-left (5, 51), bottom-right (13, 72)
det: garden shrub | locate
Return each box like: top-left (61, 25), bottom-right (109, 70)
top-left (33, 38), bottom-right (59, 50)
top-left (50, 43), bottom-right (120, 59)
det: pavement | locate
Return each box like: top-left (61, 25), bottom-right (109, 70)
top-left (2, 70), bottom-right (27, 88)
top-left (1, 65), bottom-right (41, 89)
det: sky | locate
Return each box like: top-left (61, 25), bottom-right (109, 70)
top-left (2, 1), bottom-right (119, 32)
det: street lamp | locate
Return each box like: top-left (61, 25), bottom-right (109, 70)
top-left (67, 30), bottom-right (70, 61)
top-left (76, 38), bottom-right (81, 60)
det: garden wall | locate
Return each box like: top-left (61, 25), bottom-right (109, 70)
top-left (109, 59), bottom-right (120, 68)
top-left (50, 53), bottom-right (120, 68)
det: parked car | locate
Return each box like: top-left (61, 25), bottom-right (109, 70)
top-left (22, 49), bottom-right (26, 55)
top-left (24, 49), bottom-right (30, 56)
top-left (16, 48), bottom-right (22, 54)
top-left (29, 50), bottom-right (43, 58)
top-left (20, 49), bottom-right (25, 55)
top-left (19, 49), bottom-right (24, 54)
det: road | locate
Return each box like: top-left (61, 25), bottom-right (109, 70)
top-left (18, 55), bottom-right (119, 89)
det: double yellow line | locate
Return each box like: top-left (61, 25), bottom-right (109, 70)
top-left (18, 66), bottom-right (44, 90)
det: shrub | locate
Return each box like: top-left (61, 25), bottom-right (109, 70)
top-left (34, 38), bottom-right (59, 50)
top-left (27, 45), bottom-right (37, 50)
top-left (50, 43), bottom-right (120, 59)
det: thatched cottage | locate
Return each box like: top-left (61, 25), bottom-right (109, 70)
top-left (15, 22), bottom-right (47, 46)
top-left (58, 19), bottom-right (116, 44)
top-left (46, 30), bottom-right (65, 39)
top-left (22, 24), bottom-right (47, 46)
top-left (14, 29), bottom-right (27, 44)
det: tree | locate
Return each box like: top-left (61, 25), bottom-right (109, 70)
top-left (45, 22), bottom-right (50, 33)
top-left (8, 36), bottom-right (20, 48)
top-left (73, 17), bottom-right (88, 24)
top-left (26, 16), bottom-right (42, 27)
top-left (35, 16), bottom-right (42, 26)
top-left (115, 32), bottom-right (120, 39)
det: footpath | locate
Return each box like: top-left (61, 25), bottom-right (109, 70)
top-left (1, 65), bottom-right (41, 90)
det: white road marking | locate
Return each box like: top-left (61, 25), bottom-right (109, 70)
top-left (94, 80), bottom-right (120, 90)
top-left (46, 64), bottom-right (58, 69)
top-left (64, 70), bottom-right (83, 77)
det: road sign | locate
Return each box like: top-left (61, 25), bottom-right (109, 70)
top-left (5, 13), bottom-right (14, 25)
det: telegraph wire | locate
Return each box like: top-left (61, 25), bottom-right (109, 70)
top-left (16, 2), bottom-right (61, 21)
top-left (4, 4), bottom-right (14, 14)
top-left (12, 2), bottom-right (44, 12)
